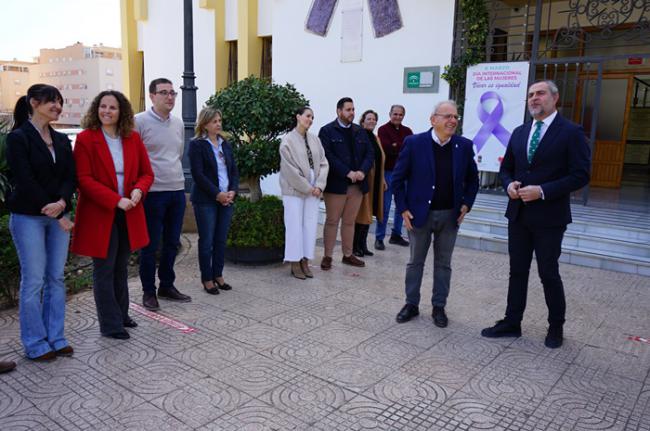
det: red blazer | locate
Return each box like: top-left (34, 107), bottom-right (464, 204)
top-left (71, 128), bottom-right (154, 258)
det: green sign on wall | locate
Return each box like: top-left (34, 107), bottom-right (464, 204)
top-left (403, 66), bottom-right (440, 93)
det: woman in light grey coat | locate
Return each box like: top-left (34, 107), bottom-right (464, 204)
top-left (279, 107), bottom-right (329, 279)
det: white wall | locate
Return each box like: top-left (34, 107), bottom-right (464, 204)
top-left (225, 0), bottom-right (238, 41)
top-left (137, 0), bottom-right (216, 116)
top-left (271, 0), bottom-right (455, 133)
top-left (258, 0), bottom-right (272, 36)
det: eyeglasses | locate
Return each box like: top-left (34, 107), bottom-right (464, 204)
top-left (154, 90), bottom-right (178, 98)
top-left (434, 113), bottom-right (461, 121)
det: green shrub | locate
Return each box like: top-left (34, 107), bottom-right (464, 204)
top-left (227, 195), bottom-right (284, 248)
top-left (0, 214), bottom-right (20, 304)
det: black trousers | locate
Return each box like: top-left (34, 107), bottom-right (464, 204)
top-left (504, 216), bottom-right (567, 326)
top-left (92, 210), bottom-right (131, 335)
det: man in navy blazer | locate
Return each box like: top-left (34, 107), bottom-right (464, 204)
top-left (392, 100), bottom-right (479, 327)
top-left (481, 80), bottom-right (591, 348)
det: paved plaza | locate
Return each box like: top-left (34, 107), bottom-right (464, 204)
top-left (0, 233), bottom-right (649, 430)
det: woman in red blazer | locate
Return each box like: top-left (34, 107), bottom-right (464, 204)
top-left (72, 90), bottom-right (154, 340)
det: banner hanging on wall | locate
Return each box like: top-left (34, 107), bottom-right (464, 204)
top-left (463, 62), bottom-right (530, 172)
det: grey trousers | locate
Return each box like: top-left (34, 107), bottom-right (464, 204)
top-left (404, 209), bottom-right (459, 307)
top-left (92, 210), bottom-right (131, 336)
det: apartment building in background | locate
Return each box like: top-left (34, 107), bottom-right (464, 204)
top-left (0, 60), bottom-right (34, 114)
top-left (28, 42), bottom-right (123, 126)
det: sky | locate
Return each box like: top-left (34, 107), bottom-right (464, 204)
top-left (0, 0), bottom-right (121, 61)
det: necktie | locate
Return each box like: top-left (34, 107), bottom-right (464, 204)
top-left (528, 120), bottom-right (544, 163)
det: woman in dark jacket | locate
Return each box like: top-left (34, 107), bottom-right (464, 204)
top-left (6, 84), bottom-right (75, 361)
top-left (189, 107), bottom-right (239, 294)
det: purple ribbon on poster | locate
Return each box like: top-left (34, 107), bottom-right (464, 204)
top-left (472, 91), bottom-right (511, 153)
top-left (306, 0), bottom-right (403, 38)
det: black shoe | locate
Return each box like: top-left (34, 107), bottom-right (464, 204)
top-left (389, 234), bottom-right (409, 246)
top-left (353, 248), bottom-right (364, 257)
top-left (545, 325), bottom-right (563, 349)
top-left (105, 331), bottom-right (130, 340)
top-left (395, 304), bottom-right (419, 323)
top-left (0, 360), bottom-right (16, 374)
top-left (204, 283), bottom-right (220, 295)
top-left (158, 286), bottom-right (192, 302)
top-left (432, 306), bottom-right (448, 328)
top-left (216, 281), bottom-right (232, 291)
top-left (124, 317), bottom-right (138, 328)
top-left (142, 292), bottom-right (160, 311)
top-left (374, 239), bottom-right (385, 250)
top-left (481, 319), bottom-right (522, 338)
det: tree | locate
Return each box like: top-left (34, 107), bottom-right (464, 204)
top-left (206, 76), bottom-right (309, 202)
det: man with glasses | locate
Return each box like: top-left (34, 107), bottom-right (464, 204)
top-left (392, 101), bottom-right (478, 328)
top-left (376, 105), bottom-right (413, 250)
top-left (134, 78), bottom-right (192, 311)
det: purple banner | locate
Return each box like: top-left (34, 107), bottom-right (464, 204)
top-left (306, 0), bottom-right (402, 38)
top-left (472, 91), bottom-right (512, 154)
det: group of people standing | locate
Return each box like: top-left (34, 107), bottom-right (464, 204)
top-left (2, 78), bottom-right (237, 368)
top-left (0, 78), bottom-right (590, 374)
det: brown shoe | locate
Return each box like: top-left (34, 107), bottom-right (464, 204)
top-left (291, 262), bottom-right (306, 280)
top-left (29, 351), bottom-right (56, 362)
top-left (320, 256), bottom-right (333, 270)
top-left (0, 360), bottom-right (16, 374)
top-left (55, 345), bottom-right (74, 357)
top-left (300, 258), bottom-right (313, 278)
top-left (142, 292), bottom-right (160, 311)
top-left (342, 254), bottom-right (365, 267)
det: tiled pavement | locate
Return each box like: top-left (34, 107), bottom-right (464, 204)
top-left (1, 233), bottom-right (649, 430)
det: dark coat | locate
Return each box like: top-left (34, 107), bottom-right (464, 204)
top-left (392, 130), bottom-right (479, 229)
top-left (318, 120), bottom-right (375, 194)
top-left (188, 137), bottom-right (239, 204)
top-left (5, 122), bottom-right (76, 217)
top-left (499, 114), bottom-right (591, 227)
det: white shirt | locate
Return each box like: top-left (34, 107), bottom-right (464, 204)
top-left (431, 130), bottom-right (451, 147)
top-left (526, 110), bottom-right (557, 154)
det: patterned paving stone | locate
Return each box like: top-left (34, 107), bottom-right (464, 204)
top-left (337, 307), bottom-right (396, 333)
top-left (311, 395), bottom-right (392, 431)
top-left (128, 325), bottom-right (217, 355)
top-left (363, 370), bottom-right (453, 407)
top-left (108, 356), bottom-right (207, 401)
top-left (227, 322), bottom-right (296, 351)
top-left (312, 352), bottom-right (393, 393)
top-left (508, 326), bottom-right (583, 363)
top-left (260, 373), bottom-right (355, 423)
top-left (381, 319), bottom-right (449, 349)
top-left (172, 334), bottom-right (255, 372)
top-left (227, 296), bottom-right (291, 320)
top-left (627, 384), bottom-right (650, 431)
top-left (262, 333), bottom-right (343, 371)
top-left (574, 344), bottom-right (650, 382)
top-left (0, 383), bottom-right (34, 420)
top-left (464, 348), bottom-right (568, 404)
top-left (98, 402), bottom-right (192, 431)
top-left (197, 399), bottom-right (309, 430)
top-left (301, 298), bottom-right (362, 319)
top-left (0, 407), bottom-right (66, 431)
top-left (263, 309), bottom-right (327, 334)
top-left (79, 340), bottom-right (163, 375)
top-left (306, 321), bottom-right (374, 351)
top-left (191, 308), bottom-right (255, 333)
top-left (152, 377), bottom-right (251, 429)
top-left (352, 336), bottom-right (425, 369)
top-left (211, 354), bottom-right (302, 397)
top-left (334, 288), bottom-right (383, 307)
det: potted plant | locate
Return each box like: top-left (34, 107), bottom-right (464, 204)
top-left (205, 76), bottom-right (308, 264)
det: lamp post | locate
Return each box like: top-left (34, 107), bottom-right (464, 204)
top-left (181, 0), bottom-right (198, 190)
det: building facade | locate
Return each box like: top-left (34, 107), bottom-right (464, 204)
top-left (0, 60), bottom-right (33, 114)
top-left (29, 43), bottom-right (123, 127)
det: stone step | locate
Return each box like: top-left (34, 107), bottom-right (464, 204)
top-left (461, 217), bottom-right (650, 258)
top-left (456, 229), bottom-right (650, 276)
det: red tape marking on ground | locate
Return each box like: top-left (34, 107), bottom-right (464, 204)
top-left (129, 303), bottom-right (197, 334)
top-left (627, 336), bottom-right (650, 345)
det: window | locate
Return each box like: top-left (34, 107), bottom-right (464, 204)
top-left (260, 37), bottom-right (272, 78)
top-left (227, 41), bottom-right (238, 85)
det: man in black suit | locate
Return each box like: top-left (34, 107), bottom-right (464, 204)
top-left (481, 80), bottom-right (591, 348)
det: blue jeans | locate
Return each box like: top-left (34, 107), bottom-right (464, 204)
top-left (404, 209), bottom-right (458, 307)
top-left (193, 202), bottom-right (234, 282)
top-left (9, 213), bottom-right (70, 358)
top-left (375, 170), bottom-right (403, 240)
top-left (139, 190), bottom-right (186, 293)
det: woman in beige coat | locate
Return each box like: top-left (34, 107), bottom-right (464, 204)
top-left (279, 107), bottom-right (329, 279)
top-left (354, 110), bottom-right (386, 257)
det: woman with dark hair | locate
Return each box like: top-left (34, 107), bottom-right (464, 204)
top-left (279, 107), bottom-right (329, 279)
top-left (354, 110), bottom-right (386, 257)
top-left (5, 84), bottom-right (76, 361)
top-left (188, 107), bottom-right (239, 294)
top-left (72, 90), bottom-right (154, 340)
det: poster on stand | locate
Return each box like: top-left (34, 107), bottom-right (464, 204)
top-left (463, 62), bottom-right (530, 172)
